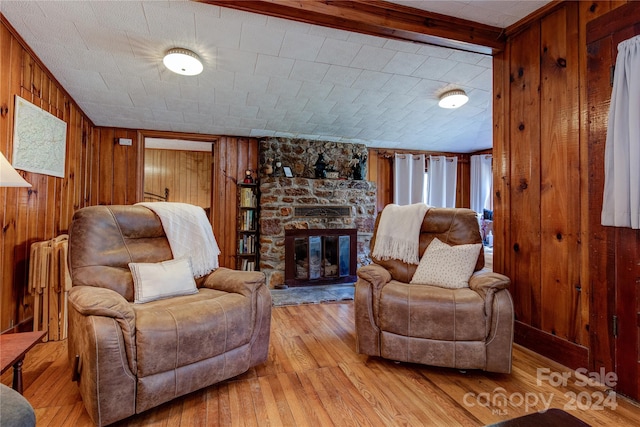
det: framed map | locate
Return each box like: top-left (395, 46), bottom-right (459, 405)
top-left (12, 95), bottom-right (67, 178)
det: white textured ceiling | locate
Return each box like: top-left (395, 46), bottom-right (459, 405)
top-left (1, 1), bottom-right (550, 153)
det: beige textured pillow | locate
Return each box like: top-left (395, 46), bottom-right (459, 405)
top-left (410, 238), bottom-right (482, 289)
top-left (129, 258), bottom-right (198, 304)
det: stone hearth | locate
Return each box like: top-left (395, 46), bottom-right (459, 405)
top-left (259, 177), bottom-right (376, 288)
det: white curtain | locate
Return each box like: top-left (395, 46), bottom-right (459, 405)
top-left (470, 154), bottom-right (493, 214)
top-left (601, 35), bottom-right (640, 229)
top-left (426, 155), bottom-right (457, 208)
top-left (393, 153), bottom-right (425, 205)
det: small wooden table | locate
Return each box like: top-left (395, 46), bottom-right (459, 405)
top-left (1, 331), bottom-right (46, 394)
top-left (486, 408), bottom-right (591, 426)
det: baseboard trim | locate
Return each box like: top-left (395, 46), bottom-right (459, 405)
top-left (514, 321), bottom-right (589, 370)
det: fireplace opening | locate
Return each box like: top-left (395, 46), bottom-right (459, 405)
top-left (285, 229), bottom-right (357, 287)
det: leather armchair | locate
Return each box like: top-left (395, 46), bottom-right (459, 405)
top-left (355, 207), bottom-right (514, 373)
top-left (67, 205), bottom-right (271, 426)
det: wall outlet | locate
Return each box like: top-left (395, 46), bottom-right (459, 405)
top-left (118, 138), bottom-right (133, 146)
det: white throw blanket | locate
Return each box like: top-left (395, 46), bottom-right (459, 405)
top-left (137, 202), bottom-right (220, 277)
top-left (372, 203), bottom-right (430, 264)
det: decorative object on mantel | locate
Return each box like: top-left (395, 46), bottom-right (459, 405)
top-left (314, 153), bottom-right (327, 178)
top-left (325, 168), bottom-right (339, 179)
top-left (263, 158), bottom-right (273, 176)
top-left (243, 169), bottom-right (254, 184)
top-left (350, 153), bottom-right (367, 180)
top-left (283, 166), bottom-right (293, 178)
top-left (272, 160), bottom-right (283, 177)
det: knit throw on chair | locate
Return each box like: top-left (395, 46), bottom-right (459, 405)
top-left (372, 203), bottom-right (430, 265)
top-left (137, 202), bottom-right (220, 277)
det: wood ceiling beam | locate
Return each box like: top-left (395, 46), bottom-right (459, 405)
top-left (201, 0), bottom-right (505, 55)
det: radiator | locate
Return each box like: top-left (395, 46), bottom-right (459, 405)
top-left (28, 235), bottom-right (72, 342)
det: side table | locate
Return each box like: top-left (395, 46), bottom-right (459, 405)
top-left (486, 408), bottom-right (591, 426)
top-left (1, 331), bottom-right (46, 394)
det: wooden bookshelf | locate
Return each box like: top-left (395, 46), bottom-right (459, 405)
top-left (236, 183), bottom-right (259, 271)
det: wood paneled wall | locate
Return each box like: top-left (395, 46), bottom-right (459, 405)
top-left (213, 137), bottom-right (259, 269)
top-left (367, 148), bottom-right (471, 212)
top-left (1, 17), bottom-right (93, 332)
top-left (144, 148), bottom-right (212, 209)
top-left (586, 1), bottom-right (640, 400)
top-left (0, 17), bottom-right (259, 333)
top-left (88, 127), bottom-right (140, 206)
top-left (366, 150), bottom-right (393, 213)
top-left (493, 0), bottom-right (628, 370)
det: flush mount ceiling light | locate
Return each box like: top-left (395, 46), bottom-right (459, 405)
top-left (438, 89), bottom-right (469, 109)
top-left (163, 48), bottom-right (203, 76)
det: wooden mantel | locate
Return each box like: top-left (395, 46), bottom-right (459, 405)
top-left (201, 0), bottom-right (506, 54)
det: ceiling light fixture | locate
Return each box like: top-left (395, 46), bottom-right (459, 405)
top-left (438, 89), bottom-right (469, 109)
top-left (163, 48), bottom-right (203, 76)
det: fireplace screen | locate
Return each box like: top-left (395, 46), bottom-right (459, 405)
top-left (294, 238), bottom-right (308, 279)
top-left (309, 236), bottom-right (322, 279)
top-left (285, 229), bottom-right (357, 286)
top-left (339, 235), bottom-right (350, 276)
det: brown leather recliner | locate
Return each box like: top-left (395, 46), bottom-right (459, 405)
top-left (355, 207), bottom-right (514, 373)
top-left (67, 205), bottom-right (271, 426)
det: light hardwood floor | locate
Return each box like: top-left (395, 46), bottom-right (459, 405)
top-left (3, 301), bottom-right (640, 426)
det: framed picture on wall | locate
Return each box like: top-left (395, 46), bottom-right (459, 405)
top-left (283, 166), bottom-right (293, 177)
top-left (12, 95), bottom-right (67, 177)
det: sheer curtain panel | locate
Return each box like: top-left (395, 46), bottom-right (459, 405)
top-left (393, 153), bottom-right (425, 205)
top-left (470, 154), bottom-right (493, 214)
top-left (426, 155), bottom-right (457, 208)
top-left (601, 35), bottom-right (640, 229)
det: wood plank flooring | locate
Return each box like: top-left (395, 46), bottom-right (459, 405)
top-left (3, 301), bottom-right (640, 426)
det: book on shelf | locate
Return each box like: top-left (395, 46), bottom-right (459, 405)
top-left (240, 187), bottom-right (257, 208)
top-left (241, 210), bottom-right (255, 231)
top-left (240, 258), bottom-right (256, 271)
top-left (238, 235), bottom-right (256, 254)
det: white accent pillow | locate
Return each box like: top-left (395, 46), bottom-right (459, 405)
top-left (129, 258), bottom-right (198, 304)
top-left (410, 238), bottom-right (482, 289)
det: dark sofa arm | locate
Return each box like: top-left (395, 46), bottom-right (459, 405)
top-left (202, 267), bottom-right (266, 297)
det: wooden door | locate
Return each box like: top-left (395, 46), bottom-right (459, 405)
top-left (587, 3), bottom-right (640, 400)
top-left (143, 145), bottom-right (214, 218)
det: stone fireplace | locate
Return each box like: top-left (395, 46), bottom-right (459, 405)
top-left (258, 138), bottom-right (376, 288)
